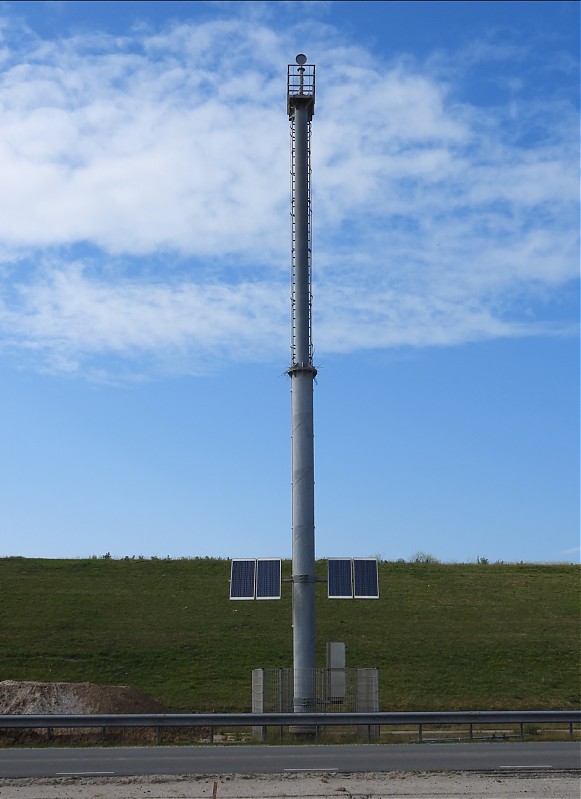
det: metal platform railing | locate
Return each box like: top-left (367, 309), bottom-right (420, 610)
top-left (287, 63), bottom-right (315, 98)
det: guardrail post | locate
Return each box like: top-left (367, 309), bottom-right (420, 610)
top-left (520, 722), bottom-right (524, 740)
top-left (569, 722), bottom-right (573, 738)
top-left (418, 723), bottom-right (423, 743)
top-left (469, 723), bottom-right (473, 740)
top-left (210, 725), bottom-right (214, 743)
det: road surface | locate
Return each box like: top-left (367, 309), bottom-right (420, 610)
top-left (0, 741), bottom-right (578, 778)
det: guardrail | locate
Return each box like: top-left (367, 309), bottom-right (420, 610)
top-left (1, 710), bottom-right (579, 744)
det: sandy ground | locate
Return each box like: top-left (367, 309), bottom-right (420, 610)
top-left (0, 771), bottom-right (579, 798)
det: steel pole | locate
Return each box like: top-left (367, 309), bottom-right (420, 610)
top-left (290, 97), bottom-right (316, 713)
top-left (293, 100), bottom-right (310, 365)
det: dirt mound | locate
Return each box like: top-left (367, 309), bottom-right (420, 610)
top-left (0, 680), bottom-right (168, 715)
top-left (0, 681), bottom-right (188, 744)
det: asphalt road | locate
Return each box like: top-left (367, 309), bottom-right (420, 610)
top-left (0, 742), bottom-right (579, 778)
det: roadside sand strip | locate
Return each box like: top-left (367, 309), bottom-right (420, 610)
top-left (0, 772), bottom-right (579, 799)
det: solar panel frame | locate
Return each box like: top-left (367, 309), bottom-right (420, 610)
top-left (327, 558), bottom-right (353, 599)
top-left (353, 558), bottom-right (379, 599)
top-left (229, 559), bottom-right (256, 600)
top-left (256, 558), bottom-right (281, 600)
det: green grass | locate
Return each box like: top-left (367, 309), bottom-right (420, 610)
top-left (0, 558), bottom-right (578, 712)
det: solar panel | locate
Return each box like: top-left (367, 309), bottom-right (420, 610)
top-left (230, 559), bottom-right (256, 600)
top-left (328, 558), bottom-right (353, 598)
top-left (353, 558), bottom-right (379, 599)
top-left (256, 558), bottom-right (281, 599)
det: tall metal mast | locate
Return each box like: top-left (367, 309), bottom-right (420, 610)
top-left (287, 54), bottom-right (316, 713)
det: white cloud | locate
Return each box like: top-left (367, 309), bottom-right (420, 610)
top-left (0, 262), bottom-right (288, 375)
top-left (0, 12), bottom-right (577, 377)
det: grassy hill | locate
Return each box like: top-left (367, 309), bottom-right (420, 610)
top-left (1, 557), bottom-right (578, 712)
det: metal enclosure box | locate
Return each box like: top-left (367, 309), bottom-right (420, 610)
top-left (326, 641), bottom-right (346, 700)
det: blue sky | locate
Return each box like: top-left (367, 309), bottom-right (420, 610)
top-left (0, 1), bottom-right (578, 563)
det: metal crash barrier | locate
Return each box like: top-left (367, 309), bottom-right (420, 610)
top-left (0, 710), bottom-right (579, 744)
